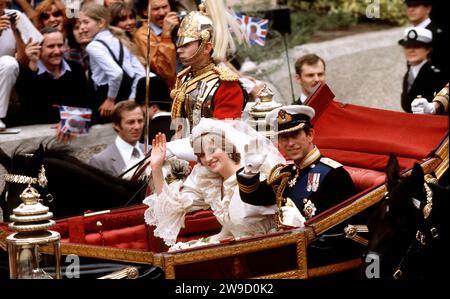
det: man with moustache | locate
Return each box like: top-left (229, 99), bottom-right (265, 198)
top-left (133, 0), bottom-right (178, 88)
top-left (14, 27), bottom-right (91, 125)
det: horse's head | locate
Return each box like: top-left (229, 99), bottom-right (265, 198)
top-left (1, 144), bottom-right (55, 221)
top-left (366, 153), bottom-right (448, 279)
top-left (2, 142), bottom-right (147, 221)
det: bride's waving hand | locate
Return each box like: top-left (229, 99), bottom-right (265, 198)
top-left (150, 133), bottom-right (167, 195)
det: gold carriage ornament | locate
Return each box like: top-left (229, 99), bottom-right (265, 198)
top-left (5, 171), bottom-right (61, 279)
top-left (247, 85), bottom-right (282, 137)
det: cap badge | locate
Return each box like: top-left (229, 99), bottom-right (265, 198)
top-left (407, 29), bottom-right (418, 40)
top-left (277, 109), bottom-right (292, 124)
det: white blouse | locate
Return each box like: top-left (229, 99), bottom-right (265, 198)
top-left (143, 164), bottom-right (277, 246)
top-left (86, 30), bottom-right (145, 100)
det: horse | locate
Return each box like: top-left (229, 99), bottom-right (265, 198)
top-left (0, 141), bottom-right (148, 221)
top-left (364, 153), bottom-right (449, 279)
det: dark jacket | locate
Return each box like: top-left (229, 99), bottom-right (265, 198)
top-left (15, 60), bottom-right (91, 125)
top-left (237, 156), bottom-right (356, 219)
top-left (401, 61), bottom-right (446, 113)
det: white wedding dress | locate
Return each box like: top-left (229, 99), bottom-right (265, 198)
top-left (143, 164), bottom-right (277, 246)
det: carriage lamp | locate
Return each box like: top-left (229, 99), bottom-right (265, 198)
top-left (6, 185), bottom-right (61, 279)
top-left (247, 85), bottom-right (282, 137)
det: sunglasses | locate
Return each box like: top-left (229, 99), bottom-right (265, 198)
top-left (40, 10), bottom-right (63, 21)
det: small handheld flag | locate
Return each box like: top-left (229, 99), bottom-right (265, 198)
top-left (59, 105), bottom-right (92, 136)
top-left (233, 12), bottom-right (269, 46)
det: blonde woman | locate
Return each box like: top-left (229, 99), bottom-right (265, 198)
top-left (79, 2), bottom-right (145, 124)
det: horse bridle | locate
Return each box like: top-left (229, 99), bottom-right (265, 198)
top-left (4, 165), bottom-right (48, 188)
top-left (3, 165), bottom-right (53, 202)
top-left (392, 177), bottom-right (439, 279)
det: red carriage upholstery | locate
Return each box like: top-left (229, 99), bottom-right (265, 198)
top-left (343, 166), bottom-right (385, 192)
top-left (50, 204), bottom-right (220, 252)
top-left (308, 84), bottom-right (448, 172)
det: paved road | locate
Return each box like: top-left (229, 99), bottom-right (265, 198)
top-left (258, 26), bottom-right (406, 111)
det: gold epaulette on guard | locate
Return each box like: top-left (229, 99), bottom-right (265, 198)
top-left (320, 157), bottom-right (343, 169)
top-left (213, 66), bottom-right (239, 82)
top-left (267, 164), bottom-right (291, 185)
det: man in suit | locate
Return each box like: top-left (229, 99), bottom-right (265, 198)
top-left (135, 75), bottom-right (175, 142)
top-left (89, 101), bottom-right (145, 177)
top-left (399, 26), bottom-right (446, 113)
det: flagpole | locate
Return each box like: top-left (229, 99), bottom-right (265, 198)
top-left (282, 33), bottom-right (296, 104)
top-left (143, 2), bottom-right (151, 154)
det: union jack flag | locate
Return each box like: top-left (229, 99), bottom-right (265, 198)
top-left (58, 105), bottom-right (92, 135)
top-left (234, 12), bottom-right (269, 46)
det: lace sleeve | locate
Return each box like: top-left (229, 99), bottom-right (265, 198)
top-left (143, 180), bottom-right (188, 245)
top-left (143, 165), bottom-right (217, 245)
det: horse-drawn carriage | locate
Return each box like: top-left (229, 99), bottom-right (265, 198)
top-left (0, 84), bottom-right (448, 279)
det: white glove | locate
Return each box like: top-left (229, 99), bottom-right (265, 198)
top-left (280, 199), bottom-right (306, 228)
top-left (243, 137), bottom-right (267, 174)
top-left (166, 137), bottom-right (196, 161)
top-left (411, 97), bottom-right (436, 114)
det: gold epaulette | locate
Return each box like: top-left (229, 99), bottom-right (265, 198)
top-left (267, 164), bottom-right (291, 185)
top-left (213, 66), bottom-right (240, 82)
top-left (320, 157), bottom-right (343, 169)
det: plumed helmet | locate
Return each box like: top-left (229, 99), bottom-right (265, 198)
top-left (175, 0), bottom-right (244, 62)
top-left (176, 5), bottom-right (213, 48)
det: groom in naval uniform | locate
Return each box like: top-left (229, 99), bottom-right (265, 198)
top-left (237, 105), bottom-right (356, 228)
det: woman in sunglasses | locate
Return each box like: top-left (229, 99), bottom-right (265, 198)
top-left (33, 0), bottom-right (66, 33)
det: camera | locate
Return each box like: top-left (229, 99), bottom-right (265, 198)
top-left (6, 11), bottom-right (17, 26)
top-left (176, 11), bottom-right (187, 20)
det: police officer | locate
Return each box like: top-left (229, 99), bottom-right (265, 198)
top-left (236, 105), bottom-right (356, 228)
top-left (399, 27), bottom-right (446, 113)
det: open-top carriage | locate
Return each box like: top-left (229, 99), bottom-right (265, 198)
top-left (1, 84), bottom-right (448, 279)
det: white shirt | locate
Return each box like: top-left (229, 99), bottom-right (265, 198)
top-left (410, 59), bottom-right (427, 79)
top-left (0, 9), bottom-right (20, 57)
top-left (415, 18), bottom-right (431, 29)
top-left (86, 30), bottom-right (145, 100)
top-left (150, 22), bottom-right (162, 36)
top-left (37, 59), bottom-right (71, 78)
top-left (151, 111), bottom-right (171, 120)
top-left (0, 9), bottom-right (42, 57)
top-left (115, 136), bottom-right (143, 171)
top-left (297, 92), bottom-right (308, 104)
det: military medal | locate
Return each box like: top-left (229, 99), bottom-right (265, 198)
top-left (303, 199), bottom-right (317, 219)
top-left (307, 173), bottom-right (320, 192)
